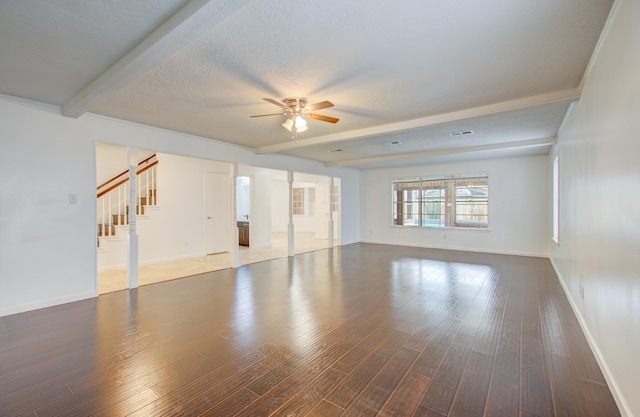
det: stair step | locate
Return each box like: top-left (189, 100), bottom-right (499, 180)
top-left (126, 205), bottom-right (145, 215)
top-left (112, 214), bottom-right (127, 225)
top-left (97, 223), bottom-right (115, 237)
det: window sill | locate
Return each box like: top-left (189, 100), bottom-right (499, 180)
top-left (389, 225), bottom-right (491, 232)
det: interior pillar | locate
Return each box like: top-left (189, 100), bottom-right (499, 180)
top-left (328, 176), bottom-right (334, 248)
top-left (230, 163), bottom-right (240, 268)
top-left (127, 147), bottom-right (139, 289)
top-left (288, 170), bottom-right (295, 257)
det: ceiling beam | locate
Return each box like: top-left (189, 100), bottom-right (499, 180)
top-left (325, 136), bottom-right (557, 167)
top-left (62, 0), bottom-right (250, 118)
top-left (254, 89), bottom-right (579, 155)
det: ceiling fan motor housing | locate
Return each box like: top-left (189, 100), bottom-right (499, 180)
top-left (283, 97), bottom-right (308, 113)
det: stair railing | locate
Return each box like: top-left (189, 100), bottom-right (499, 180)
top-left (97, 154), bottom-right (158, 237)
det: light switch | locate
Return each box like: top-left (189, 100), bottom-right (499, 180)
top-left (69, 194), bottom-right (78, 204)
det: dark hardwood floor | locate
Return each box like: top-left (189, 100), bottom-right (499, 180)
top-left (0, 243), bottom-right (620, 416)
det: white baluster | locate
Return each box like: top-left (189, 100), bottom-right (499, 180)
top-left (146, 169), bottom-right (149, 206)
top-left (117, 185), bottom-right (121, 225)
top-left (125, 182), bottom-right (128, 225)
top-left (137, 175), bottom-right (141, 214)
top-left (108, 193), bottom-right (112, 236)
top-left (151, 165), bottom-right (156, 205)
top-left (102, 197), bottom-right (105, 237)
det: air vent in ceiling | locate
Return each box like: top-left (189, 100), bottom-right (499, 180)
top-left (449, 130), bottom-right (475, 137)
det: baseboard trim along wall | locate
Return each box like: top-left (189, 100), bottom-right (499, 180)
top-left (549, 258), bottom-right (630, 417)
top-left (0, 290), bottom-right (98, 318)
top-left (359, 239), bottom-right (549, 258)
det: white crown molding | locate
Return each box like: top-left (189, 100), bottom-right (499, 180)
top-left (325, 136), bottom-right (557, 167)
top-left (254, 89), bottom-right (579, 155)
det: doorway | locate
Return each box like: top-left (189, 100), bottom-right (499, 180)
top-left (205, 172), bottom-right (230, 255)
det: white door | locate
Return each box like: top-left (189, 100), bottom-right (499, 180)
top-left (205, 172), bottom-right (230, 254)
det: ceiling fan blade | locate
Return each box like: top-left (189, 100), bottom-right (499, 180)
top-left (263, 98), bottom-right (288, 109)
top-left (309, 113), bottom-right (339, 124)
top-left (306, 100), bottom-right (334, 112)
top-left (249, 112), bottom-right (286, 118)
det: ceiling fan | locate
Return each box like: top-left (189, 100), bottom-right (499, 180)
top-left (250, 97), bottom-right (339, 136)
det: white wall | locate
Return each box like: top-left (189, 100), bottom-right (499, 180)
top-left (271, 179), bottom-right (289, 233)
top-left (0, 102), bottom-right (97, 315)
top-left (550, 1), bottom-right (639, 415)
top-left (294, 173), bottom-right (330, 237)
top-left (360, 155), bottom-right (549, 257)
top-left (96, 143), bottom-right (154, 185)
top-left (238, 166), bottom-right (287, 248)
top-left (98, 152), bottom-right (231, 270)
top-left (0, 96), bottom-right (359, 316)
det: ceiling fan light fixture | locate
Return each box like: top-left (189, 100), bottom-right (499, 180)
top-left (294, 115), bottom-right (307, 131)
top-left (282, 118), bottom-right (294, 132)
top-left (282, 115), bottom-right (308, 133)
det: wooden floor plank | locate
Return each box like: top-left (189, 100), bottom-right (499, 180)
top-left (326, 330), bottom-right (410, 409)
top-left (419, 332), bottom-right (475, 415)
top-left (413, 405), bottom-right (447, 417)
top-left (199, 387), bottom-right (259, 417)
top-left (137, 367), bottom-right (262, 416)
top-left (412, 317), bottom-right (461, 378)
top-left (484, 374), bottom-right (519, 417)
top-left (493, 318), bottom-right (521, 380)
top-left (549, 353), bottom-right (592, 417)
top-left (270, 368), bottom-right (345, 417)
top-left (520, 335), bottom-right (554, 417)
top-left (0, 244), bottom-right (620, 417)
top-left (580, 379), bottom-right (621, 417)
top-left (306, 399), bottom-right (345, 417)
top-left (448, 352), bottom-right (494, 417)
top-left (472, 307), bottom-right (503, 355)
top-left (378, 372), bottom-right (431, 417)
top-left (342, 346), bottom-right (419, 416)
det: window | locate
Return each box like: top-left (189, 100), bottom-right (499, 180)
top-left (392, 174), bottom-right (488, 228)
top-left (552, 155), bottom-right (559, 243)
top-left (292, 188), bottom-right (305, 215)
top-left (292, 187), bottom-right (315, 215)
top-left (331, 184), bottom-right (339, 212)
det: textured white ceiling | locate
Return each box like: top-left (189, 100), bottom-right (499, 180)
top-left (0, 0), bottom-right (614, 168)
top-left (0, 0), bottom-right (189, 104)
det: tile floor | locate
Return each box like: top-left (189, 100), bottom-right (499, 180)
top-left (98, 232), bottom-right (336, 294)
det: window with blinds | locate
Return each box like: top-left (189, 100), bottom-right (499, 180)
top-left (392, 174), bottom-right (488, 229)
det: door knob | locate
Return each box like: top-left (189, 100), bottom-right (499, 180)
top-left (207, 216), bottom-right (212, 219)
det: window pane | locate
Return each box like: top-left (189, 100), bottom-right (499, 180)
top-left (421, 187), bottom-right (446, 227)
top-left (393, 181), bottom-right (421, 226)
top-left (293, 188), bottom-right (305, 215)
top-left (454, 177), bottom-right (488, 227)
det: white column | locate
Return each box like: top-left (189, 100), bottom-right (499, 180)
top-left (328, 176), bottom-right (334, 249)
top-left (127, 147), bottom-right (139, 289)
top-left (230, 163), bottom-right (240, 268)
top-left (288, 170), bottom-right (295, 257)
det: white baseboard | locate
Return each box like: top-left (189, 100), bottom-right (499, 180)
top-left (549, 258), bottom-right (630, 417)
top-left (0, 290), bottom-right (98, 318)
top-left (359, 239), bottom-right (548, 258)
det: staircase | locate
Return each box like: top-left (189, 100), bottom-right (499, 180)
top-left (97, 155), bottom-right (158, 246)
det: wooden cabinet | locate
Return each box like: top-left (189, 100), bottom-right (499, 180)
top-left (238, 222), bottom-right (250, 246)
